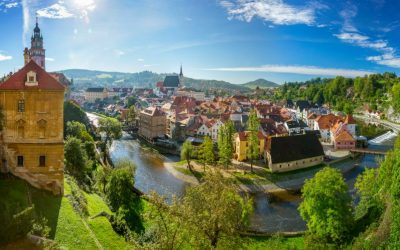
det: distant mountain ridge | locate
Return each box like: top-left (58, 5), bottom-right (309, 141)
top-left (241, 78), bottom-right (279, 89)
top-left (59, 69), bottom-right (277, 92)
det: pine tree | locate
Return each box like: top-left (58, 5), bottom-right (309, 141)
top-left (218, 121), bottom-right (235, 169)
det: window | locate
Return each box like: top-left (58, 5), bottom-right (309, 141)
top-left (18, 100), bottom-right (25, 112)
top-left (17, 156), bottom-right (24, 167)
top-left (39, 155), bottom-right (46, 167)
top-left (29, 76), bottom-right (34, 82)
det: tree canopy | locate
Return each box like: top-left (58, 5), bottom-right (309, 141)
top-left (299, 167), bottom-right (353, 245)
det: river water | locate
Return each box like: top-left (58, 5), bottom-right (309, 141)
top-left (109, 133), bottom-right (395, 233)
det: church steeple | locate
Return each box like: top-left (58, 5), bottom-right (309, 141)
top-left (179, 64), bottom-right (184, 87)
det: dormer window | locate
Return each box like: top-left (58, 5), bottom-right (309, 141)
top-left (25, 71), bottom-right (38, 86)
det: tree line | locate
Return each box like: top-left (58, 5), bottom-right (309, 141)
top-left (277, 73), bottom-right (400, 114)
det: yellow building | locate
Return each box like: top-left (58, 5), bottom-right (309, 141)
top-left (0, 60), bottom-right (65, 195)
top-left (234, 131), bottom-right (266, 162)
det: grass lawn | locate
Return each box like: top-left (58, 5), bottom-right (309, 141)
top-left (174, 166), bottom-right (205, 179)
top-left (0, 177), bottom-right (132, 249)
top-left (246, 235), bottom-right (304, 250)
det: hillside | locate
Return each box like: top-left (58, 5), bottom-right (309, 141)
top-left (242, 79), bottom-right (279, 89)
top-left (59, 69), bottom-right (252, 93)
top-left (0, 177), bottom-right (133, 249)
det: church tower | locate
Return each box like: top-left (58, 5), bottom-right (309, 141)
top-left (179, 64), bottom-right (184, 87)
top-left (29, 17), bottom-right (46, 69)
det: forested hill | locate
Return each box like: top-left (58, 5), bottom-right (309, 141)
top-left (59, 69), bottom-right (253, 93)
top-left (241, 78), bottom-right (280, 89)
top-left (276, 73), bottom-right (400, 115)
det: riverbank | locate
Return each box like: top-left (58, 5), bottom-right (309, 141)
top-left (164, 155), bottom-right (357, 194)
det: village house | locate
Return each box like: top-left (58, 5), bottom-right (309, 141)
top-left (234, 131), bottom-right (266, 162)
top-left (330, 120), bottom-right (356, 150)
top-left (265, 134), bottom-right (325, 173)
top-left (0, 20), bottom-right (65, 195)
top-left (139, 106), bottom-right (166, 141)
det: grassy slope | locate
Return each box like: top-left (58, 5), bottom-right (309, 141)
top-left (1, 178), bottom-right (131, 250)
top-left (246, 236), bottom-right (304, 249)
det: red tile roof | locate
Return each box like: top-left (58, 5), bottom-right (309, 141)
top-left (0, 60), bottom-right (65, 91)
top-left (237, 131), bottom-right (265, 141)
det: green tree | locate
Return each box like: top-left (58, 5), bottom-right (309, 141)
top-left (127, 96), bottom-right (137, 107)
top-left (66, 121), bottom-right (94, 142)
top-left (98, 117), bottom-right (122, 164)
top-left (218, 120), bottom-right (235, 168)
top-left (246, 109), bottom-right (260, 172)
top-left (105, 161), bottom-right (136, 210)
top-left (181, 140), bottom-right (193, 170)
top-left (180, 172), bottom-right (252, 249)
top-left (392, 83), bottom-right (400, 111)
top-left (125, 105), bottom-right (137, 126)
top-left (64, 137), bottom-right (90, 181)
top-left (354, 168), bottom-right (383, 221)
top-left (299, 167), bottom-right (353, 245)
top-left (199, 136), bottom-right (215, 171)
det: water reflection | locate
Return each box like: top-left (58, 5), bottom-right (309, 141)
top-left (110, 135), bottom-right (188, 199)
top-left (110, 133), bottom-right (395, 233)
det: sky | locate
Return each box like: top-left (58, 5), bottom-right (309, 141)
top-left (0, 0), bottom-right (399, 84)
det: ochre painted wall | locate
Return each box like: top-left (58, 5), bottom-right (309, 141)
top-left (0, 89), bottom-right (64, 195)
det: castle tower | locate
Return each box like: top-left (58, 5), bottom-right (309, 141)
top-left (29, 17), bottom-right (46, 69)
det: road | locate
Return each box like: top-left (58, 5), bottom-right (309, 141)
top-left (354, 114), bottom-right (400, 132)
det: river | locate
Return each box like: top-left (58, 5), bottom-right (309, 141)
top-left (109, 132), bottom-right (395, 233)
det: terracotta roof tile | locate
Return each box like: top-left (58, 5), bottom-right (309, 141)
top-left (0, 60), bottom-right (65, 91)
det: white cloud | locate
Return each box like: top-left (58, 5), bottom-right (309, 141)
top-left (339, 2), bottom-right (358, 32)
top-left (335, 4), bottom-right (400, 69)
top-left (206, 65), bottom-right (374, 77)
top-left (0, 53), bottom-right (12, 61)
top-left (367, 53), bottom-right (400, 68)
top-left (37, 3), bottom-right (74, 19)
top-left (143, 64), bottom-right (158, 67)
top-left (36, 0), bottom-right (96, 22)
top-left (137, 58), bottom-right (144, 62)
top-left (22, 0), bottom-right (30, 47)
top-left (45, 57), bottom-right (55, 61)
top-left (219, 0), bottom-right (328, 26)
top-left (5, 2), bottom-right (18, 9)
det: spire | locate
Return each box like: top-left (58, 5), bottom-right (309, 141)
top-left (179, 64), bottom-right (183, 77)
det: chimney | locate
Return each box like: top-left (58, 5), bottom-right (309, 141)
top-left (24, 48), bottom-right (30, 65)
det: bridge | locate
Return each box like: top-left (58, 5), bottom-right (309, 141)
top-left (350, 148), bottom-right (387, 156)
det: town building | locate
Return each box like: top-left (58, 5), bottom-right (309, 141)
top-left (330, 121), bottom-right (356, 150)
top-left (266, 134), bottom-right (324, 173)
top-left (139, 106), bottom-right (166, 141)
top-left (234, 131), bottom-right (266, 161)
top-left (0, 21), bottom-right (65, 194)
top-left (85, 87), bottom-right (108, 102)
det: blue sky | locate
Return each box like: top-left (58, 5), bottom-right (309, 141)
top-left (0, 0), bottom-right (399, 84)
